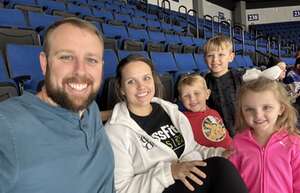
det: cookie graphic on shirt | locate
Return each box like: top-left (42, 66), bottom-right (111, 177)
top-left (202, 115), bottom-right (226, 142)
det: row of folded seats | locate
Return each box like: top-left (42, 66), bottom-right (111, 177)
top-left (0, 43), bottom-right (255, 107)
top-left (0, 6), bottom-right (284, 56)
top-left (0, 0), bottom-right (187, 35)
top-left (0, 0), bottom-right (277, 55)
top-left (0, 0), bottom-right (293, 56)
top-left (0, 8), bottom-right (260, 55)
top-left (0, 7), bottom-right (206, 53)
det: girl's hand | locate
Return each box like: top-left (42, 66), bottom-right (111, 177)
top-left (171, 160), bottom-right (207, 191)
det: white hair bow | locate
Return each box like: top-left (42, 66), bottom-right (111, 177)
top-left (242, 65), bottom-right (282, 82)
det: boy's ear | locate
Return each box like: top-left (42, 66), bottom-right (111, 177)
top-left (206, 89), bottom-right (211, 99)
top-left (229, 52), bottom-right (235, 62)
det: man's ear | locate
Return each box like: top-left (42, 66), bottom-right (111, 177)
top-left (39, 52), bottom-right (47, 76)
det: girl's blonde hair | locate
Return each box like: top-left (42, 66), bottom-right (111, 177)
top-left (203, 35), bottom-right (233, 55)
top-left (235, 77), bottom-right (299, 134)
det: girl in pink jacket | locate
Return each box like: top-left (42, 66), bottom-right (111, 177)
top-left (229, 76), bottom-right (300, 193)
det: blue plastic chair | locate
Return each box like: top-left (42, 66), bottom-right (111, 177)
top-left (6, 44), bottom-right (43, 92)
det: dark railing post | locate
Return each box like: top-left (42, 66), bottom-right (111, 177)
top-left (188, 9), bottom-right (199, 38)
top-left (277, 36), bottom-right (281, 58)
top-left (232, 24), bottom-right (244, 55)
top-left (161, 0), bottom-right (170, 23)
top-left (204, 14), bottom-right (213, 39)
top-left (220, 20), bottom-right (231, 38)
top-left (212, 15), bottom-right (219, 35)
top-left (178, 5), bottom-right (187, 15)
top-left (267, 35), bottom-right (271, 55)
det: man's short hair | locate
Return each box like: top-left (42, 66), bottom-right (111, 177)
top-left (43, 17), bottom-right (104, 56)
top-left (203, 35), bottom-right (233, 55)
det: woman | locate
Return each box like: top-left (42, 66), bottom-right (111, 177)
top-left (104, 54), bottom-right (248, 193)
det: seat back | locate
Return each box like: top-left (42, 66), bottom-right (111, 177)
top-left (0, 27), bottom-right (41, 53)
top-left (6, 44), bottom-right (43, 92)
top-left (0, 8), bottom-right (27, 28)
top-left (194, 53), bottom-right (209, 73)
top-left (0, 53), bottom-right (18, 101)
top-left (0, 82), bottom-right (18, 102)
top-left (150, 51), bottom-right (178, 74)
top-left (37, 0), bottom-right (66, 13)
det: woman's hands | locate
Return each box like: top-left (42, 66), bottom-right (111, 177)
top-left (171, 160), bottom-right (207, 191)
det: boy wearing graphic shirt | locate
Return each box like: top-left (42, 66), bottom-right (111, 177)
top-left (178, 73), bottom-right (232, 149)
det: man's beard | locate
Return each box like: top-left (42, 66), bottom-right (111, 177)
top-left (44, 65), bottom-right (99, 112)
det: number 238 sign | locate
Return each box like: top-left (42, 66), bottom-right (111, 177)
top-left (248, 14), bottom-right (259, 21)
top-left (293, 10), bottom-right (300, 17)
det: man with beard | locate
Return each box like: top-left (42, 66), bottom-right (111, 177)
top-left (0, 18), bottom-right (115, 193)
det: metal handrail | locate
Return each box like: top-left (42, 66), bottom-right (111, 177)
top-left (188, 9), bottom-right (199, 38)
top-left (161, 0), bottom-right (171, 23)
top-left (204, 14), bottom-right (213, 39)
top-left (178, 5), bottom-right (187, 15)
top-left (232, 24), bottom-right (245, 55)
top-left (220, 20), bottom-right (231, 38)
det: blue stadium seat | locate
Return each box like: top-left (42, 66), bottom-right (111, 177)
top-left (0, 8), bottom-right (27, 28)
top-left (117, 50), bottom-right (149, 60)
top-left (174, 53), bottom-right (198, 72)
top-left (103, 49), bottom-right (119, 79)
top-left (0, 53), bottom-right (18, 100)
top-left (131, 16), bottom-right (147, 28)
top-left (8, 0), bottom-right (37, 7)
top-left (134, 10), bottom-right (147, 18)
top-left (147, 19), bottom-right (161, 31)
top-left (28, 12), bottom-right (62, 31)
top-left (148, 30), bottom-right (166, 43)
top-left (165, 33), bottom-right (183, 53)
top-left (98, 49), bottom-right (119, 110)
top-left (165, 34), bottom-right (182, 45)
top-left (119, 6), bottom-right (134, 16)
top-left (67, 3), bottom-right (93, 16)
top-left (102, 23), bottom-right (129, 49)
top-left (92, 8), bottom-right (114, 21)
top-left (28, 12), bottom-right (62, 41)
top-left (114, 12), bottom-right (132, 25)
top-left (230, 55), bottom-right (246, 69)
top-left (243, 55), bottom-right (255, 68)
top-left (68, 0), bottom-right (87, 5)
top-left (281, 57), bottom-right (295, 66)
top-left (150, 51), bottom-right (178, 74)
top-left (36, 0), bottom-right (66, 14)
top-left (87, 0), bottom-right (105, 9)
top-left (194, 53), bottom-right (209, 73)
top-left (127, 27), bottom-right (149, 42)
top-left (173, 53), bottom-right (198, 80)
top-left (146, 13), bottom-right (158, 20)
top-left (6, 44), bottom-right (43, 92)
top-left (180, 35), bottom-right (197, 53)
top-left (7, 0), bottom-right (43, 13)
top-left (0, 27), bottom-right (41, 53)
top-left (0, 53), bottom-right (9, 80)
top-left (106, 3), bottom-right (120, 12)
